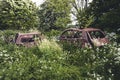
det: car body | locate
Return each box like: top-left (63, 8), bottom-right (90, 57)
top-left (59, 28), bottom-right (109, 47)
top-left (15, 32), bottom-right (43, 47)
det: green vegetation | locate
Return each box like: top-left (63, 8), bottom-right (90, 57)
top-left (88, 0), bottom-right (120, 31)
top-left (38, 0), bottom-right (71, 31)
top-left (0, 37), bottom-right (120, 80)
top-left (0, 0), bottom-right (120, 80)
top-left (0, 0), bottom-right (39, 30)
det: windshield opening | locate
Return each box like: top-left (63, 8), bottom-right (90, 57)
top-left (88, 31), bottom-right (105, 39)
top-left (21, 38), bottom-right (34, 42)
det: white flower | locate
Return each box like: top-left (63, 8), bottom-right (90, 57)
top-left (118, 48), bottom-right (120, 55)
top-left (2, 50), bottom-right (7, 53)
top-left (0, 53), bottom-right (3, 56)
top-left (4, 54), bottom-right (9, 57)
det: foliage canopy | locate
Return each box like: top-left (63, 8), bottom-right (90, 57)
top-left (38, 0), bottom-right (71, 31)
top-left (88, 0), bottom-right (120, 31)
top-left (0, 0), bottom-right (39, 30)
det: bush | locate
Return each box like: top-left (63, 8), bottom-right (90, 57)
top-left (37, 39), bottom-right (81, 80)
top-left (62, 42), bottom-right (120, 80)
top-left (44, 30), bottom-right (61, 38)
top-left (0, 30), bottom-right (17, 44)
top-left (0, 39), bottom-right (81, 80)
top-left (0, 36), bottom-right (120, 80)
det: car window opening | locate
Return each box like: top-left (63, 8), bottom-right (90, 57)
top-left (89, 31), bottom-right (105, 39)
top-left (74, 31), bottom-right (82, 38)
top-left (21, 38), bottom-right (34, 43)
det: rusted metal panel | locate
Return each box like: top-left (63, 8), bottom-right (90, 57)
top-left (59, 28), bottom-right (109, 47)
top-left (15, 32), bottom-right (43, 47)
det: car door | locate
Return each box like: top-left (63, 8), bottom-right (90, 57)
top-left (73, 30), bottom-right (83, 43)
top-left (88, 30), bottom-right (109, 46)
top-left (60, 30), bottom-right (74, 43)
top-left (60, 30), bottom-right (83, 47)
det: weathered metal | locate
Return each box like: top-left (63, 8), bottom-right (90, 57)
top-left (59, 28), bottom-right (109, 47)
top-left (15, 32), bottom-right (43, 47)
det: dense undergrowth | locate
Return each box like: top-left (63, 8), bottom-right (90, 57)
top-left (0, 31), bottom-right (120, 80)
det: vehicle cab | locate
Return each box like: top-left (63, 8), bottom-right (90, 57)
top-left (15, 32), bottom-right (43, 47)
top-left (59, 28), bottom-right (109, 47)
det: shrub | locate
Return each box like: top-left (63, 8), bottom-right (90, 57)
top-left (62, 42), bottom-right (120, 80)
top-left (0, 39), bottom-right (81, 80)
top-left (45, 30), bottom-right (61, 38)
top-left (0, 35), bottom-right (120, 80)
top-left (37, 39), bottom-right (81, 80)
top-left (1, 30), bottom-right (17, 44)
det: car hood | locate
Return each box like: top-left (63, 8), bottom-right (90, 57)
top-left (92, 38), bottom-right (109, 46)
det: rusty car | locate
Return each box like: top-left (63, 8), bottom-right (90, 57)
top-left (14, 32), bottom-right (43, 47)
top-left (59, 28), bottom-right (109, 47)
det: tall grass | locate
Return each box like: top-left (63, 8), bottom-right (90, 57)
top-left (0, 39), bottom-right (81, 80)
top-left (37, 39), bottom-right (80, 80)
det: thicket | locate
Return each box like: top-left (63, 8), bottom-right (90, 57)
top-left (0, 31), bottom-right (120, 80)
top-left (0, 0), bottom-right (39, 30)
top-left (0, 0), bottom-right (120, 80)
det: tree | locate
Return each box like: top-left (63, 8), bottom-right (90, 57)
top-left (88, 0), bottom-right (120, 31)
top-left (38, 0), bottom-right (71, 31)
top-left (0, 0), bottom-right (39, 30)
top-left (70, 0), bottom-right (93, 28)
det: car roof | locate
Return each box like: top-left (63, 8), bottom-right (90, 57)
top-left (17, 32), bottom-right (40, 36)
top-left (82, 28), bottom-right (101, 31)
top-left (64, 28), bottom-right (101, 31)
